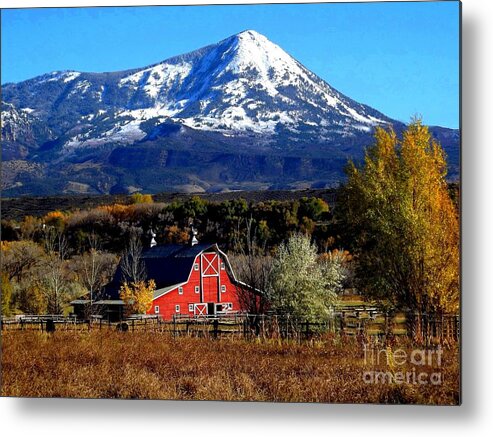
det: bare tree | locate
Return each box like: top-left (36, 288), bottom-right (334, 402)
top-left (70, 233), bottom-right (118, 308)
top-left (42, 226), bottom-right (69, 314)
top-left (120, 229), bottom-right (146, 283)
top-left (230, 217), bottom-right (272, 313)
top-left (43, 224), bottom-right (68, 258)
top-left (1, 240), bottom-right (44, 282)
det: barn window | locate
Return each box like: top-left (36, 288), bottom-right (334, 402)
top-left (221, 285), bottom-right (226, 293)
top-left (194, 285), bottom-right (200, 293)
top-left (194, 263), bottom-right (199, 271)
top-left (221, 262), bottom-right (225, 270)
top-left (188, 304), bottom-right (194, 312)
top-left (154, 306), bottom-right (160, 314)
top-left (175, 305), bottom-right (180, 313)
top-left (178, 286), bottom-right (183, 295)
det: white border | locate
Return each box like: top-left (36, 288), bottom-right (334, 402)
top-left (2, 0), bottom-right (493, 436)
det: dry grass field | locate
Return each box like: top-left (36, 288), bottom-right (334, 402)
top-left (0, 331), bottom-right (460, 404)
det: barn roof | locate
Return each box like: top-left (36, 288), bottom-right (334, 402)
top-left (153, 283), bottom-right (186, 300)
top-left (102, 242), bottom-right (217, 300)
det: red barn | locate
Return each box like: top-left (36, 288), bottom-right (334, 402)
top-left (142, 241), bottom-right (252, 319)
top-left (73, 234), bottom-right (260, 321)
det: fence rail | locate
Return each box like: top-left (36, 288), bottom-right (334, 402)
top-left (1, 311), bottom-right (460, 344)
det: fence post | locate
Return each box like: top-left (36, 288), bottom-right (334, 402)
top-left (213, 319), bottom-right (219, 339)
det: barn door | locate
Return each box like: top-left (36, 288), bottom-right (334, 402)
top-left (194, 303), bottom-right (207, 317)
top-left (201, 252), bottom-right (220, 302)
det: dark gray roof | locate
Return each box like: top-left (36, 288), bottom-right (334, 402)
top-left (93, 300), bottom-right (124, 305)
top-left (70, 299), bottom-right (90, 305)
top-left (102, 243), bottom-right (216, 299)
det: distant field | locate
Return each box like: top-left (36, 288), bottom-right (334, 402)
top-left (1, 331), bottom-right (459, 404)
top-left (1, 188), bottom-right (337, 221)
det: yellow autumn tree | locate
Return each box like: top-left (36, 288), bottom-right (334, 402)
top-left (43, 210), bottom-right (68, 229)
top-left (119, 280), bottom-right (156, 316)
top-left (131, 193), bottom-right (154, 204)
top-left (342, 119), bottom-right (459, 315)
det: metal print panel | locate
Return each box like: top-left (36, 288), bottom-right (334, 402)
top-left (0, 0), bottom-right (461, 405)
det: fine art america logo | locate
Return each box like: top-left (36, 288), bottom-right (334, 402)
top-left (362, 345), bottom-right (443, 385)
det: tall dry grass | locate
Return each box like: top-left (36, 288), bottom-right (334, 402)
top-left (1, 331), bottom-right (459, 404)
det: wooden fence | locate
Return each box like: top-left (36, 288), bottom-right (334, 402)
top-left (1, 311), bottom-right (460, 344)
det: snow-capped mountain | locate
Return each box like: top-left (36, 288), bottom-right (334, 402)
top-left (112, 30), bottom-right (389, 136)
top-left (1, 30), bottom-right (459, 195)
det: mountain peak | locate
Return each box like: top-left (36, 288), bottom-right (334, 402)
top-left (236, 29), bottom-right (264, 38)
top-left (233, 29), bottom-right (269, 44)
top-left (217, 29), bottom-right (302, 82)
top-left (228, 29), bottom-right (280, 53)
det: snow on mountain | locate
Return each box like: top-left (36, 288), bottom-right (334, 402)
top-left (109, 29), bottom-right (389, 138)
top-left (0, 101), bottom-right (46, 144)
top-left (45, 30), bottom-right (390, 150)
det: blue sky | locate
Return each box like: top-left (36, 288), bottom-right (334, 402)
top-left (1, 2), bottom-right (459, 128)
